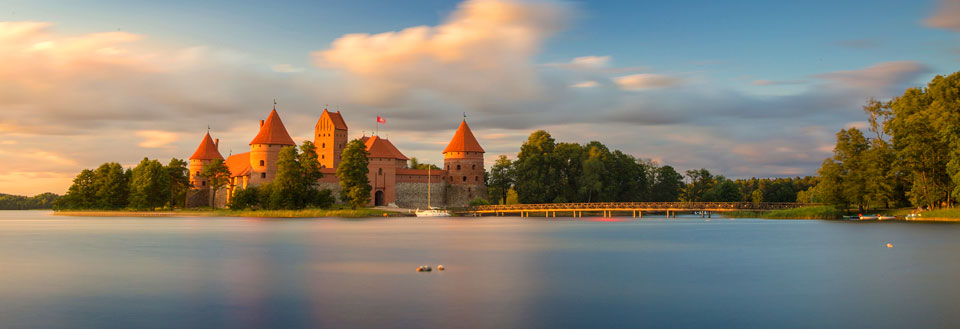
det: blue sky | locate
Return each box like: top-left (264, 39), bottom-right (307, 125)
top-left (0, 0), bottom-right (958, 195)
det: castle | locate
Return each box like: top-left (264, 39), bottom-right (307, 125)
top-left (186, 107), bottom-right (486, 209)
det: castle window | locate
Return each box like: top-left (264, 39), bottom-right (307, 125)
top-left (462, 176), bottom-right (467, 182)
top-left (457, 164), bottom-right (461, 170)
top-left (472, 164), bottom-right (476, 170)
top-left (475, 176), bottom-right (479, 182)
top-left (196, 171), bottom-right (199, 176)
top-left (378, 168), bottom-right (383, 175)
top-left (260, 160), bottom-right (265, 166)
top-left (322, 155), bottom-right (325, 159)
top-left (202, 181), bottom-right (206, 186)
top-left (261, 173), bottom-right (266, 179)
top-left (322, 143), bottom-right (326, 148)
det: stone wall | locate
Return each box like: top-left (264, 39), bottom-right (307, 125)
top-left (186, 188), bottom-right (209, 208)
top-left (395, 182), bottom-right (447, 209)
top-left (444, 184), bottom-right (487, 208)
top-left (317, 182), bottom-right (344, 204)
top-left (213, 187), bottom-right (230, 209)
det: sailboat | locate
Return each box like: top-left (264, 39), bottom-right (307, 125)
top-left (416, 166), bottom-right (450, 217)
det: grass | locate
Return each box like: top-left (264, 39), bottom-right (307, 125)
top-left (55, 206), bottom-right (407, 218)
top-left (725, 206), bottom-right (844, 220)
top-left (212, 207), bottom-right (404, 218)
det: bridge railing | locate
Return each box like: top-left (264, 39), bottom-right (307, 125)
top-left (469, 202), bottom-right (821, 212)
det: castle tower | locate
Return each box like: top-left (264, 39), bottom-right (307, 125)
top-left (443, 120), bottom-right (486, 196)
top-left (248, 108), bottom-right (296, 186)
top-left (314, 109), bottom-right (349, 169)
top-left (188, 132), bottom-right (224, 188)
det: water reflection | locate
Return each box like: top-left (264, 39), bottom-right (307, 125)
top-left (1, 211), bottom-right (960, 328)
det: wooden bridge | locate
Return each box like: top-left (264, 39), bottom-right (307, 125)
top-left (467, 202), bottom-right (818, 218)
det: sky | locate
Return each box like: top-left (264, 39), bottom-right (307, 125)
top-left (1, 0), bottom-right (959, 195)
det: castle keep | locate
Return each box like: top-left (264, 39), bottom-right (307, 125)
top-left (187, 108), bottom-right (486, 208)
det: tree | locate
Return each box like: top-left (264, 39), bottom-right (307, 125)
top-left (166, 158), bottom-right (190, 208)
top-left (337, 139), bottom-right (371, 209)
top-left (60, 169), bottom-right (97, 209)
top-left (682, 168), bottom-right (714, 202)
top-left (409, 157), bottom-right (441, 170)
top-left (199, 158), bottom-right (231, 209)
top-left (514, 130), bottom-right (561, 203)
top-left (578, 145), bottom-right (605, 202)
top-left (270, 146), bottom-right (304, 209)
top-left (92, 162), bottom-right (129, 209)
top-left (129, 158), bottom-right (171, 210)
top-left (487, 155), bottom-right (515, 205)
top-left (651, 165), bottom-right (683, 202)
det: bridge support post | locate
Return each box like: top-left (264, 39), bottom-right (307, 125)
top-left (708, 212), bottom-right (711, 218)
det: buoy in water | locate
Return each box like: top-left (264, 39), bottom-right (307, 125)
top-left (437, 265), bottom-right (445, 271)
top-left (416, 266), bottom-right (423, 272)
top-left (886, 243), bottom-right (893, 248)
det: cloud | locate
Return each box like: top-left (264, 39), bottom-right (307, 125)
top-left (312, 0), bottom-right (569, 106)
top-left (271, 64), bottom-right (304, 73)
top-left (752, 79), bottom-right (808, 86)
top-left (570, 81), bottom-right (598, 88)
top-left (613, 74), bottom-right (685, 90)
top-left (815, 61), bottom-right (928, 94)
top-left (135, 130), bottom-right (179, 148)
top-left (926, 0), bottom-right (960, 32)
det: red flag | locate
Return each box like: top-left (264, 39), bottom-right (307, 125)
top-left (377, 116), bottom-right (386, 124)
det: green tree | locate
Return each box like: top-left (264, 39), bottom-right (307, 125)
top-left (337, 139), bottom-right (371, 209)
top-left (409, 157), bottom-right (441, 170)
top-left (651, 165), bottom-right (683, 202)
top-left (199, 158), bottom-right (231, 209)
top-left (514, 130), bottom-right (561, 203)
top-left (682, 168), bottom-right (714, 202)
top-left (59, 169), bottom-right (96, 209)
top-left (270, 146), bottom-right (304, 209)
top-left (166, 158), bottom-right (190, 208)
top-left (129, 158), bottom-right (171, 210)
top-left (487, 155), bottom-right (515, 205)
top-left (92, 162), bottom-right (129, 209)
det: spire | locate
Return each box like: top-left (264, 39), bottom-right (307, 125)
top-left (443, 120), bottom-right (485, 153)
top-left (190, 132), bottom-right (225, 160)
top-left (249, 108), bottom-right (296, 146)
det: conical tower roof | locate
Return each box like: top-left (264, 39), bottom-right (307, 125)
top-left (189, 132), bottom-right (224, 160)
top-left (443, 120), bottom-right (484, 153)
top-left (249, 109), bottom-right (296, 146)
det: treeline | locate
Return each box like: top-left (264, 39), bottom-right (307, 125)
top-left (811, 70), bottom-right (960, 211)
top-left (0, 193), bottom-right (60, 210)
top-left (57, 158), bottom-right (190, 210)
top-left (485, 130), bottom-right (814, 204)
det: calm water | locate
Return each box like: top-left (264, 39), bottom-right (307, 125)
top-left (1, 211), bottom-right (959, 329)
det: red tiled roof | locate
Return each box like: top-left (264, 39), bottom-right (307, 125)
top-left (189, 132), bottom-right (224, 160)
top-left (363, 135), bottom-right (409, 160)
top-left (443, 120), bottom-right (484, 153)
top-left (225, 152), bottom-right (251, 177)
top-left (318, 109), bottom-right (348, 130)
top-left (249, 109), bottom-right (296, 146)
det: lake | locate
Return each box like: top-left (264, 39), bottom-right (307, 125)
top-left (1, 210), bottom-right (959, 328)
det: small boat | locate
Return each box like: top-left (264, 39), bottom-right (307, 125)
top-left (906, 213), bottom-right (922, 219)
top-left (842, 215), bottom-right (860, 220)
top-left (415, 166), bottom-right (449, 217)
top-left (859, 214), bottom-right (879, 220)
top-left (416, 207), bottom-right (450, 217)
top-left (877, 215), bottom-right (895, 220)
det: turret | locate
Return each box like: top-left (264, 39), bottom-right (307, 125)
top-left (443, 120), bottom-right (485, 186)
top-left (189, 132), bottom-right (224, 188)
top-left (248, 108), bottom-right (296, 186)
top-left (314, 109), bottom-right (349, 169)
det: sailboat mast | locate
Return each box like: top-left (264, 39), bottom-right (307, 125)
top-left (427, 166), bottom-right (431, 208)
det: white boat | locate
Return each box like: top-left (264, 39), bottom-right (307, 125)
top-left (415, 166), bottom-right (450, 217)
top-left (416, 207), bottom-right (450, 217)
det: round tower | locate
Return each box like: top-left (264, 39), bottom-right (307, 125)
top-left (443, 120), bottom-right (486, 204)
top-left (249, 108), bottom-right (296, 186)
top-left (189, 132), bottom-right (224, 188)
